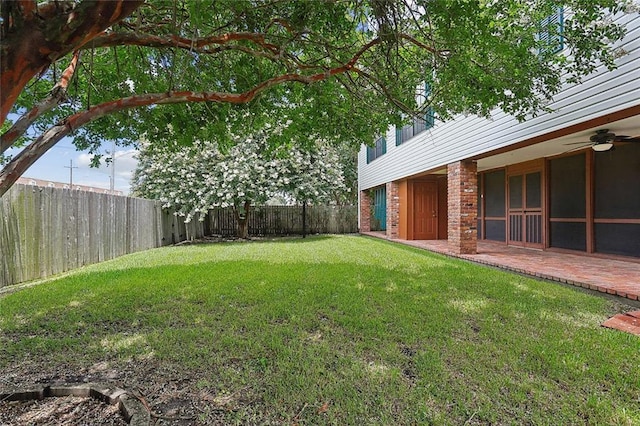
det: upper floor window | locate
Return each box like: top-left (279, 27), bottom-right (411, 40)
top-left (366, 136), bottom-right (387, 163)
top-left (396, 82), bottom-right (435, 146)
top-left (395, 109), bottom-right (434, 146)
top-left (538, 7), bottom-right (564, 54)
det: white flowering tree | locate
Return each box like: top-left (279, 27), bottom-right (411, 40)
top-left (132, 132), bottom-right (347, 239)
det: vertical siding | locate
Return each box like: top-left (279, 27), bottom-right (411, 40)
top-left (359, 13), bottom-right (640, 190)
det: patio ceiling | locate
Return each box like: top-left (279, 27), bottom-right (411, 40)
top-left (475, 114), bottom-right (640, 172)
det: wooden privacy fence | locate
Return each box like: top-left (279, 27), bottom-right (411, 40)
top-left (0, 184), bottom-right (357, 287)
top-left (0, 184), bottom-right (207, 287)
top-left (207, 204), bottom-right (357, 237)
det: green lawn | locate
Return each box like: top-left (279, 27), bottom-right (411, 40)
top-left (1, 235), bottom-right (638, 425)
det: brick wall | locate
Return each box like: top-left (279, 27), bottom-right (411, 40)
top-left (359, 190), bottom-right (371, 232)
top-left (447, 161), bottom-right (477, 254)
top-left (386, 181), bottom-right (399, 239)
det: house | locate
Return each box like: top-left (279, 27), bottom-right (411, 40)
top-left (358, 11), bottom-right (640, 259)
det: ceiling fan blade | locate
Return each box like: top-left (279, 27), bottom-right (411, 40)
top-left (614, 135), bottom-right (640, 143)
top-left (563, 131), bottom-right (639, 149)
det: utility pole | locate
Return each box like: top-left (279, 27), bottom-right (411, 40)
top-left (64, 159), bottom-right (78, 187)
top-left (110, 139), bottom-right (116, 191)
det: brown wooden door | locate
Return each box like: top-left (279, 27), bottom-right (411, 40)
top-left (508, 171), bottom-right (543, 248)
top-left (414, 181), bottom-right (438, 240)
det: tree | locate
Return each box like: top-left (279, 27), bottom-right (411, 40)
top-left (132, 130), bottom-right (347, 238)
top-left (333, 144), bottom-right (359, 206)
top-left (2, 0), bottom-right (637, 196)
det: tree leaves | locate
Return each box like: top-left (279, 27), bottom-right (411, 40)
top-left (1, 0), bottom-right (636, 195)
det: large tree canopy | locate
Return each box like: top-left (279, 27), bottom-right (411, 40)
top-left (1, 0), bottom-right (637, 196)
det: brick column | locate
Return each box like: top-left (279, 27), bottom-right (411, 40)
top-left (386, 181), bottom-right (399, 239)
top-left (447, 161), bottom-right (477, 254)
top-left (359, 190), bottom-right (371, 233)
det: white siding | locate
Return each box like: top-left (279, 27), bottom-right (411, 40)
top-left (359, 13), bottom-right (640, 191)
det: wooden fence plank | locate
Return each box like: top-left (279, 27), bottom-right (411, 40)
top-left (26, 186), bottom-right (40, 279)
top-left (63, 188), bottom-right (75, 272)
top-left (51, 187), bottom-right (63, 276)
top-left (0, 186), bottom-right (21, 284)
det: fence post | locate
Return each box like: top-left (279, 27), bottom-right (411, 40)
top-left (302, 202), bottom-right (307, 238)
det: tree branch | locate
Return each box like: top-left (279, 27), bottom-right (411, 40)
top-left (0, 0), bottom-right (144, 126)
top-left (0, 37), bottom-right (383, 196)
top-left (348, 65), bottom-right (421, 118)
top-left (87, 29), bottom-right (447, 67)
top-left (17, 0), bottom-right (37, 19)
top-left (89, 31), bottom-right (281, 55)
top-left (1, 29), bottom-right (442, 195)
top-left (1, 50), bottom-right (81, 155)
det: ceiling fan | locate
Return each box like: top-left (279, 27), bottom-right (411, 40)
top-left (566, 129), bottom-right (640, 152)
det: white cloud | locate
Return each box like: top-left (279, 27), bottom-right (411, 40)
top-left (113, 149), bottom-right (138, 179)
top-left (76, 152), bottom-right (94, 168)
top-left (74, 149), bottom-right (138, 194)
top-left (76, 149), bottom-right (137, 174)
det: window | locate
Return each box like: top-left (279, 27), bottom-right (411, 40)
top-left (482, 169), bottom-right (507, 242)
top-left (549, 153), bottom-right (586, 251)
top-left (593, 143), bottom-right (640, 257)
top-left (538, 7), bottom-right (564, 54)
top-left (395, 111), bottom-right (434, 146)
top-left (366, 136), bottom-right (387, 163)
top-left (396, 82), bottom-right (435, 146)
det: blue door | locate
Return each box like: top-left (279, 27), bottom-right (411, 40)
top-left (372, 186), bottom-right (387, 231)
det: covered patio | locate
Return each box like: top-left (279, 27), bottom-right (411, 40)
top-left (362, 232), bottom-right (640, 303)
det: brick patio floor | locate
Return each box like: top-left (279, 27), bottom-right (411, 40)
top-left (362, 232), bottom-right (640, 302)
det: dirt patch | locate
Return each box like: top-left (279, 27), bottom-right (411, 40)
top-left (0, 358), bottom-right (259, 425)
top-left (0, 395), bottom-right (125, 425)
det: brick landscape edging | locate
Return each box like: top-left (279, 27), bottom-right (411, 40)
top-left (0, 383), bottom-right (150, 426)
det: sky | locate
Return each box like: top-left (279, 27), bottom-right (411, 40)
top-left (6, 137), bottom-right (139, 195)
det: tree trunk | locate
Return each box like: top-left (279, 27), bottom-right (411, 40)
top-left (0, 0), bottom-right (143, 125)
top-left (1, 51), bottom-right (81, 155)
top-left (233, 201), bottom-right (252, 239)
top-left (302, 201), bottom-right (307, 238)
top-left (238, 218), bottom-right (249, 239)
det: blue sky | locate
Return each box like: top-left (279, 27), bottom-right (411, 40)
top-left (7, 137), bottom-right (138, 194)
top-left (5, 110), bottom-right (139, 194)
